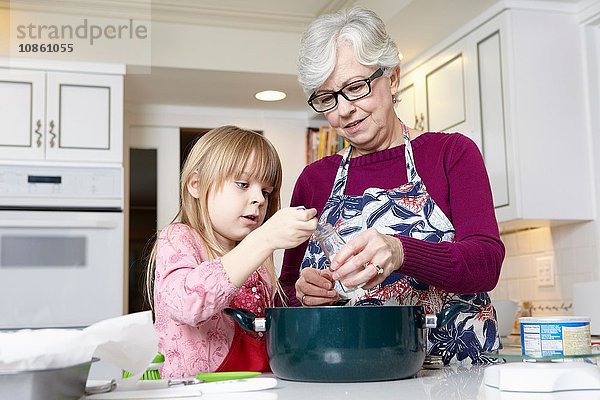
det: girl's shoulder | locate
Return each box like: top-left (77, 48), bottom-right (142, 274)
top-left (158, 222), bottom-right (195, 239)
top-left (157, 223), bottom-right (209, 257)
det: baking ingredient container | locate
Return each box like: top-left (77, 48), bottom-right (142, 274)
top-left (226, 303), bottom-right (466, 382)
top-left (520, 316), bottom-right (591, 358)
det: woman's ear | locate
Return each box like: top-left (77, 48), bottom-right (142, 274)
top-left (186, 171), bottom-right (201, 199)
top-left (389, 66), bottom-right (400, 96)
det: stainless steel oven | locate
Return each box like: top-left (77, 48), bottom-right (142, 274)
top-left (0, 163), bottom-right (124, 329)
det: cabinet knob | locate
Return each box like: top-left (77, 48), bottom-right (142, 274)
top-left (48, 120), bottom-right (56, 148)
top-left (35, 119), bottom-right (42, 147)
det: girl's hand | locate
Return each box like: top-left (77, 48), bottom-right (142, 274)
top-left (329, 228), bottom-right (404, 290)
top-left (258, 206), bottom-right (318, 251)
top-left (295, 268), bottom-right (339, 306)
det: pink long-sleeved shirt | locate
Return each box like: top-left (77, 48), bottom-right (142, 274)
top-left (153, 223), bottom-right (272, 378)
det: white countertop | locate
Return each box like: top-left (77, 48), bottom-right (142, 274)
top-left (197, 363), bottom-right (600, 400)
top-left (265, 366), bottom-right (486, 400)
top-left (85, 362), bottom-right (600, 400)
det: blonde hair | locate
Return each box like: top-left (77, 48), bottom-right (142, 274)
top-left (145, 125), bottom-right (284, 309)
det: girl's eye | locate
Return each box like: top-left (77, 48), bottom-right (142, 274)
top-left (235, 181), bottom-right (249, 189)
top-left (262, 190), bottom-right (272, 199)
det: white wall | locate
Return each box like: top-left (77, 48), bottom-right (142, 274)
top-left (490, 224), bottom-right (599, 315)
top-left (0, 8), bottom-right (301, 74)
top-left (582, 1), bottom-right (600, 287)
top-left (127, 104), bottom-right (310, 271)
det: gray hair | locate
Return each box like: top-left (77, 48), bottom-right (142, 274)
top-left (297, 7), bottom-right (401, 95)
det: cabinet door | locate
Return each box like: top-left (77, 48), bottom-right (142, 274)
top-left (422, 40), bottom-right (481, 147)
top-left (426, 53), bottom-right (466, 132)
top-left (46, 72), bottom-right (123, 162)
top-left (477, 30), bottom-right (510, 210)
top-left (397, 69), bottom-right (425, 130)
top-left (0, 69), bottom-right (45, 160)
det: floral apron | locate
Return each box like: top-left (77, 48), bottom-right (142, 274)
top-left (300, 122), bottom-right (499, 364)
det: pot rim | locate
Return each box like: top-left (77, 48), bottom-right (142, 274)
top-left (268, 305), bottom-right (425, 310)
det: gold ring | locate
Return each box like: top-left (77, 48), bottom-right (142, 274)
top-left (301, 294), bottom-right (307, 306)
top-left (365, 262), bottom-right (384, 275)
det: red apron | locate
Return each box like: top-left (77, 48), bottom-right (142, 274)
top-left (216, 322), bottom-right (271, 372)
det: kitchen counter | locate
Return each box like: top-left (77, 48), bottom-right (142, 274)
top-left (264, 365), bottom-right (487, 400)
top-left (196, 362), bottom-right (600, 400)
top-left (85, 338), bottom-right (600, 400)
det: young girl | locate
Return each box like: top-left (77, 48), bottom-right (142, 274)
top-left (146, 126), bottom-right (317, 378)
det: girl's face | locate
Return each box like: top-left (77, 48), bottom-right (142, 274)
top-left (319, 42), bottom-right (400, 154)
top-left (205, 156), bottom-right (273, 251)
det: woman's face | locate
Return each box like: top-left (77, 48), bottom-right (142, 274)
top-left (319, 42), bottom-right (400, 153)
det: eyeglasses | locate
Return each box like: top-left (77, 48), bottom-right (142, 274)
top-left (307, 68), bottom-right (384, 113)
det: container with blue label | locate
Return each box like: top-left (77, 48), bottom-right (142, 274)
top-left (519, 316), bottom-right (591, 358)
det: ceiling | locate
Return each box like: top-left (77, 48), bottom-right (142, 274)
top-left (114, 0), bottom-right (584, 113)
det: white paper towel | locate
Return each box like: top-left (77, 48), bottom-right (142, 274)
top-left (0, 311), bottom-right (158, 376)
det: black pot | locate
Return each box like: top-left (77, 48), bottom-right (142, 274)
top-left (225, 304), bottom-right (465, 382)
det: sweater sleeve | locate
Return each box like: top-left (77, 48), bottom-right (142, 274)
top-left (154, 224), bottom-right (239, 325)
top-left (397, 135), bottom-right (505, 294)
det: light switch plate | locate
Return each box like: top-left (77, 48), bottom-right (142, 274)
top-left (536, 256), bottom-right (555, 287)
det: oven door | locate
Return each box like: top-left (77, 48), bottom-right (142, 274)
top-left (0, 210), bottom-right (124, 329)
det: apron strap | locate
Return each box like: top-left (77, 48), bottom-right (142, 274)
top-left (401, 120), bottom-right (422, 183)
top-left (330, 146), bottom-right (352, 196)
top-left (331, 119), bottom-right (423, 198)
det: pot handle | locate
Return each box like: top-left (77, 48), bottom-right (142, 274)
top-left (423, 303), bottom-right (470, 329)
top-left (224, 308), bottom-right (268, 333)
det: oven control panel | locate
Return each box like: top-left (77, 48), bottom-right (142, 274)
top-left (0, 164), bottom-right (123, 209)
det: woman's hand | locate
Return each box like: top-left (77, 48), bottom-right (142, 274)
top-left (295, 268), bottom-right (339, 306)
top-left (257, 206), bottom-right (318, 251)
top-left (330, 228), bottom-right (404, 290)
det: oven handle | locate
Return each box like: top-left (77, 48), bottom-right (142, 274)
top-left (0, 219), bottom-right (119, 229)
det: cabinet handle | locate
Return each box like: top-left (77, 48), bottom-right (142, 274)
top-left (49, 120), bottom-right (56, 148)
top-left (414, 113), bottom-right (425, 131)
top-left (35, 119), bottom-right (42, 147)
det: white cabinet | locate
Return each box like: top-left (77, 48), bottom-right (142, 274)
top-left (0, 61), bottom-right (123, 163)
top-left (397, 39), bottom-right (481, 148)
top-left (398, 8), bottom-right (594, 228)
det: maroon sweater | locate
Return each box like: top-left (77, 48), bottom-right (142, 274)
top-left (280, 132), bottom-right (505, 306)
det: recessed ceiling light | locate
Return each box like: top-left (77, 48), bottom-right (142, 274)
top-left (255, 90), bottom-right (286, 102)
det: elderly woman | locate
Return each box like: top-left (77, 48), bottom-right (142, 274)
top-left (279, 7), bottom-right (505, 365)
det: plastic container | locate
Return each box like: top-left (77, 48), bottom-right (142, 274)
top-left (493, 299), bottom-right (519, 337)
top-left (313, 223), bottom-right (355, 296)
top-left (519, 316), bottom-right (591, 358)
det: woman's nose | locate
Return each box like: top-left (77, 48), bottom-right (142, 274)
top-left (336, 95), bottom-right (355, 117)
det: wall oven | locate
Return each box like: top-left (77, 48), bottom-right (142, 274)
top-left (0, 163), bottom-right (124, 329)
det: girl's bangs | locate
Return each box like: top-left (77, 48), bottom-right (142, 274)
top-left (224, 136), bottom-right (281, 187)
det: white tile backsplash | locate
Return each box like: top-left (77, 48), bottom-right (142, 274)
top-left (492, 222), bottom-right (599, 316)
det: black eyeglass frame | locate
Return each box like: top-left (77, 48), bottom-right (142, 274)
top-left (307, 67), bottom-right (385, 113)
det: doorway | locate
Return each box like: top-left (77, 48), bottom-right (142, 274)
top-left (180, 127), bottom-right (210, 169)
top-left (128, 148), bottom-right (157, 313)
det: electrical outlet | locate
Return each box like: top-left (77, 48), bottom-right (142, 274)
top-left (536, 256), bottom-right (555, 287)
